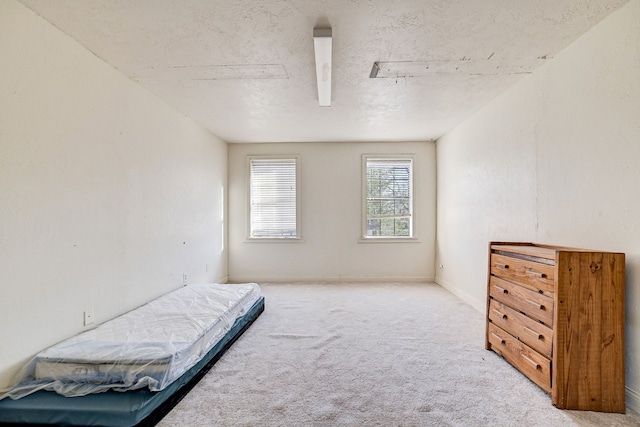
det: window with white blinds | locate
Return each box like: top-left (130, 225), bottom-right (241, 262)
top-left (363, 156), bottom-right (413, 238)
top-left (248, 157), bottom-right (299, 239)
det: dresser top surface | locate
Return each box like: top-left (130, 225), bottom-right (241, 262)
top-left (491, 243), bottom-right (557, 260)
top-left (490, 242), bottom-right (624, 260)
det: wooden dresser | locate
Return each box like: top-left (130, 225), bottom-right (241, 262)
top-left (485, 242), bottom-right (625, 413)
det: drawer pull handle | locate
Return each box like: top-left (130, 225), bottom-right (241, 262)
top-left (523, 327), bottom-right (543, 340)
top-left (492, 308), bottom-right (507, 319)
top-left (496, 262), bottom-right (509, 269)
top-left (525, 299), bottom-right (546, 311)
top-left (491, 333), bottom-right (505, 345)
top-left (525, 269), bottom-right (547, 279)
top-left (494, 285), bottom-right (508, 294)
top-left (521, 354), bottom-right (542, 370)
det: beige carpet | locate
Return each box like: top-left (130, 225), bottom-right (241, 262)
top-left (158, 282), bottom-right (640, 426)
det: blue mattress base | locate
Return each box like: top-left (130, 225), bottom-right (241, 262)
top-left (0, 296), bottom-right (265, 427)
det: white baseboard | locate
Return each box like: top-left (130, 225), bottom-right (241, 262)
top-left (435, 275), bottom-right (485, 313)
top-left (228, 275), bottom-right (434, 284)
top-left (627, 386), bottom-right (640, 414)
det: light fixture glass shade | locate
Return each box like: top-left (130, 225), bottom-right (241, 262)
top-left (313, 28), bottom-right (332, 107)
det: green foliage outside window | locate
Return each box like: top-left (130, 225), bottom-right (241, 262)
top-left (366, 159), bottom-right (412, 237)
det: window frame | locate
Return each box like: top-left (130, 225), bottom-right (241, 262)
top-left (360, 154), bottom-right (417, 242)
top-left (246, 155), bottom-right (302, 242)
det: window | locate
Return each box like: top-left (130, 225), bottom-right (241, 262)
top-left (363, 155), bottom-right (414, 239)
top-left (248, 156), bottom-right (300, 239)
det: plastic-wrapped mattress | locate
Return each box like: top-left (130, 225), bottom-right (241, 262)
top-left (1, 283), bottom-right (261, 400)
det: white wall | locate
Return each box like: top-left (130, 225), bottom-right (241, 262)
top-left (436, 0), bottom-right (640, 412)
top-left (0, 1), bottom-right (227, 388)
top-left (228, 142), bottom-right (435, 282)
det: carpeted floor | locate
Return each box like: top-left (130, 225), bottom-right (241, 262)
top-left (158, 282), bottom-right (640, 426)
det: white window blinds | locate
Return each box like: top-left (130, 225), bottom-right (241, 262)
top-left (365, 157), bottom-right (413, 238)
top-left (249, 157), bottom-right (298, 238)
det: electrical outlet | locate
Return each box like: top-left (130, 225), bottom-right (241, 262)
top-left (84, 309), bottom-right (94, 326)
top-left (183, 273), bottom-right (188, 286)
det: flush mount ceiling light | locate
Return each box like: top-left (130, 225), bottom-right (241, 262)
top-left (313, 28), bottom-right (332, 107)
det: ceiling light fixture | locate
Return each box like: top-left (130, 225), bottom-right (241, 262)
top-left (313, 28), bottom-right (332, 107)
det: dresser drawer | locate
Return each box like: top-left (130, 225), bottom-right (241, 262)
top-left (488, 299), bottom-right (553, 357)
top-left (487, 323), bottom-right (551, 393)
top-left (489, 276), bottom-right (554, 326)
top-left (490, 253), bottom-right (555, 296)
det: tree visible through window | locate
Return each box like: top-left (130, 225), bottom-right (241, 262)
top-left (364, 157), bottom-right (413, 238)
top-left (248, 157), bottom-right (299, 239)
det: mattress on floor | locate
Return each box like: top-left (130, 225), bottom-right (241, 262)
top-left (1, 283), bottom-right (261, 399)
top-left (0, 296), bottom-right (265, 427)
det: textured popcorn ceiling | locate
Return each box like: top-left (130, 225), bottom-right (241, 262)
top-left (20, 0), bottom-right (629, 143)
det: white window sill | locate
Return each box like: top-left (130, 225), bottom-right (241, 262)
top-left (359, 237), bottom-right (420, 243)
top-left (244, 237), bottom-right (304, 243)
